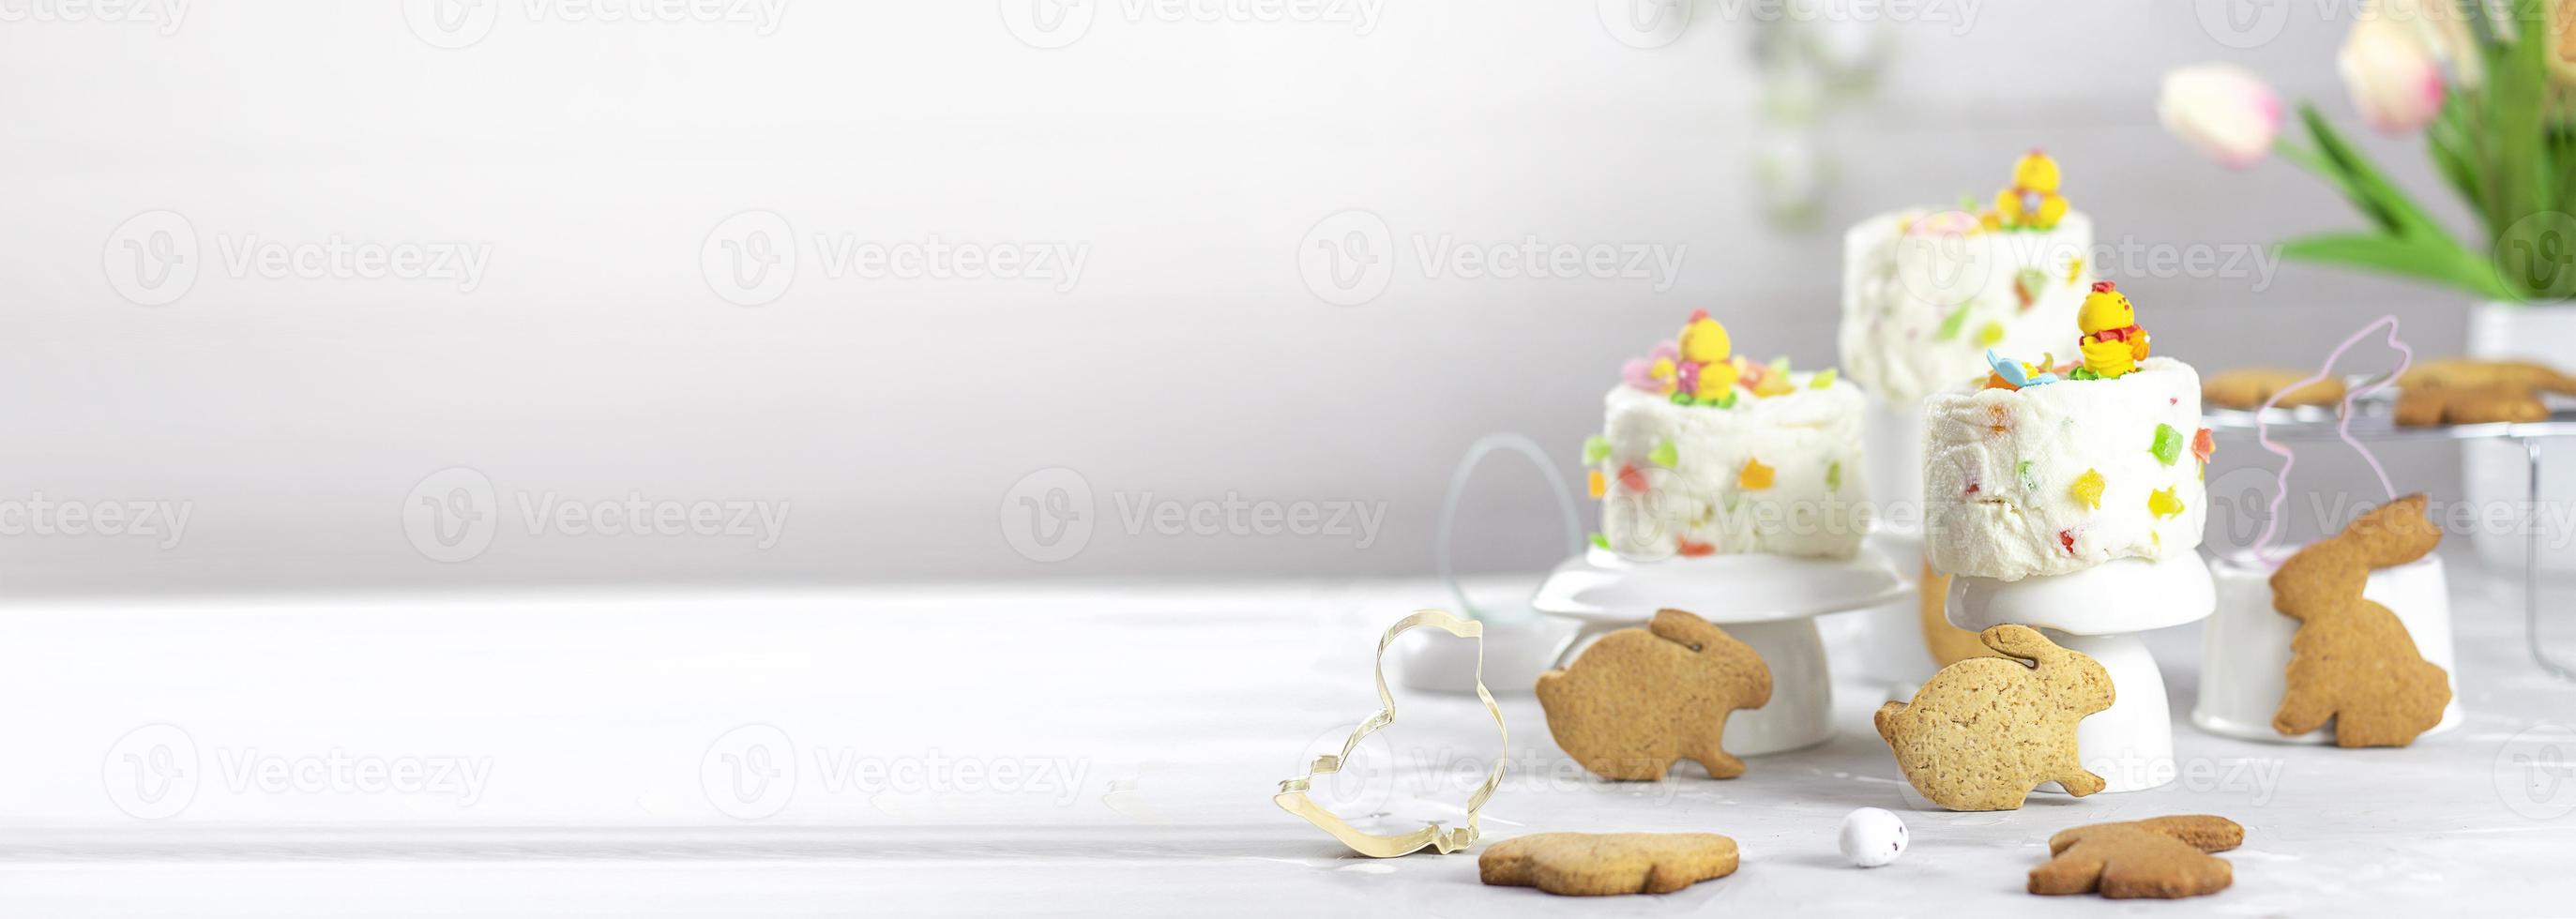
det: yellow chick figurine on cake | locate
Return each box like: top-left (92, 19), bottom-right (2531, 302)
top-left (2073, 281), bottom-right (2149, 379)
top-left (1679, 309), bottom-right (1739, 398)
top-left (1993, 150), bottom-right (2069, 231)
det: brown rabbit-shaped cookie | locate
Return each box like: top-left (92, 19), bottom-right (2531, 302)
top-left (1535, 610), bottom-right (1770, 780)
top-left (1478, 832), bottom-right (1740, 896)
top-left (2392, 358), bottom-right (2576, 426)
top-left (2271, 493), bottom-right (2451, 747)
top-left (1874, 625), bottom-right (2112, 811)
top-left (2029, 815), bottom-right (2243, 898)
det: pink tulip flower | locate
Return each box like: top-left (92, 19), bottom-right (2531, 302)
top-left (2339, 16), bottom-right (2447, 134)
top-left (2157, 65), bottom-right (2286, 169)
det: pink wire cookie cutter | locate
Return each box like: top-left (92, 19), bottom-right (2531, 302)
top-left (2246, 315), bottom-right (2414, 566)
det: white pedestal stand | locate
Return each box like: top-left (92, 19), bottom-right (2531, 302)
top-left (1533, 547), bottom-right (1909, 756)
top-left (1946, 553), bottom-right (2215, 793)
top-left (1844, 529), bottom-right (1937, 699)
top-left (1841, 400), bottom-right (1944, 698)
top-left (2193, 553), bottom-right (2462, 743)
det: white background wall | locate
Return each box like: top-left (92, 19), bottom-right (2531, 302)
top-left (0, 0), bottom-right (2489, 593)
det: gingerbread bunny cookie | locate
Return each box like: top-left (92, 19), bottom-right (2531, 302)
top-left (2029, 815), bottom-right (2243, 898)
top-left (1874, 625), bottom-right (2112, 810)
top-left (2204, 367), bottom-right (2346, 411)
top-left (2271, 494), bottom-right (2451, 746)
top-left (2393, 357), bottom-right (2576, 426)
top-left (1535, 609), bottom-right (1770, 780)
top-left (1478, 832), bottom-right (1739, 896)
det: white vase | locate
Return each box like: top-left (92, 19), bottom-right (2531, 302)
top-left (2193, 552), bottom-right (2462, 743)
top-left (2462, 302), bottom-right (2576, 576)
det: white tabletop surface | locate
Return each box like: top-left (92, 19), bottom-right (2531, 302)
top-left (3, 564), bottom-right (2573, 916)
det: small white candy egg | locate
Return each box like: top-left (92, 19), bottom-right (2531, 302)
top-left (1838, 806), bottom-right (1907, 867)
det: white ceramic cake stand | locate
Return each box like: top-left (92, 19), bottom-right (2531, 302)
top-left (1842, 527), bottom-right (1940, 698)
top-left (1946, 552), bottom-right (2215, 793)
top-left (1532, 546), bottom-right (1909, 756)
top-left (1839, 400), bottom-right (1964, 699)
top-left (2193, 552), bottom-right (2462, 743)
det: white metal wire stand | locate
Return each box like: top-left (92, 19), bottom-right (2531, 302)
top-left (2205, 396), bottom-right (2576, 683)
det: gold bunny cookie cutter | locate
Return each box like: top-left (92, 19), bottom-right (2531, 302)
top-left (1273, 609), bottom-right (1508, 857)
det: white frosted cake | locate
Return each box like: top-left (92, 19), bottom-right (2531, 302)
top-left (1586, 311), bottom-right (1868, 561)
top-left (1841, 151), bottom-right (2097, 409)
top-left (1922, 283), bottom-right (2211, 581)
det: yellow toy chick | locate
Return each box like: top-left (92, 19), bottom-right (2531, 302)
top-left (1680, 309), bottom-right (1738, 397)
top-left (2075, 281), bottom-right (2149, 379)
top-left (1993, 149), bottom-right (2070, 231)
top-left (1680, 309), bottom-right (1730, 364)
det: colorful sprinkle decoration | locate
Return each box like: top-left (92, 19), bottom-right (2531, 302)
top-left (2013, 268), bottom-right (2046, 309)
top-left (2148, 486), bottom-right (2185, 520)
top-left (1582, 434), bottom-right (1611, 465)
top-left (1648, 440), bottom-right (1678, 469)
top-left (2069, 468), bottom-right (2105, 509)
top-left (2150, 423), bottom-right (2184, 466)
top-left (1935, 304), bottom-right (1970, 341)
top-left (1738, 458), bottom-right (1775, 491)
